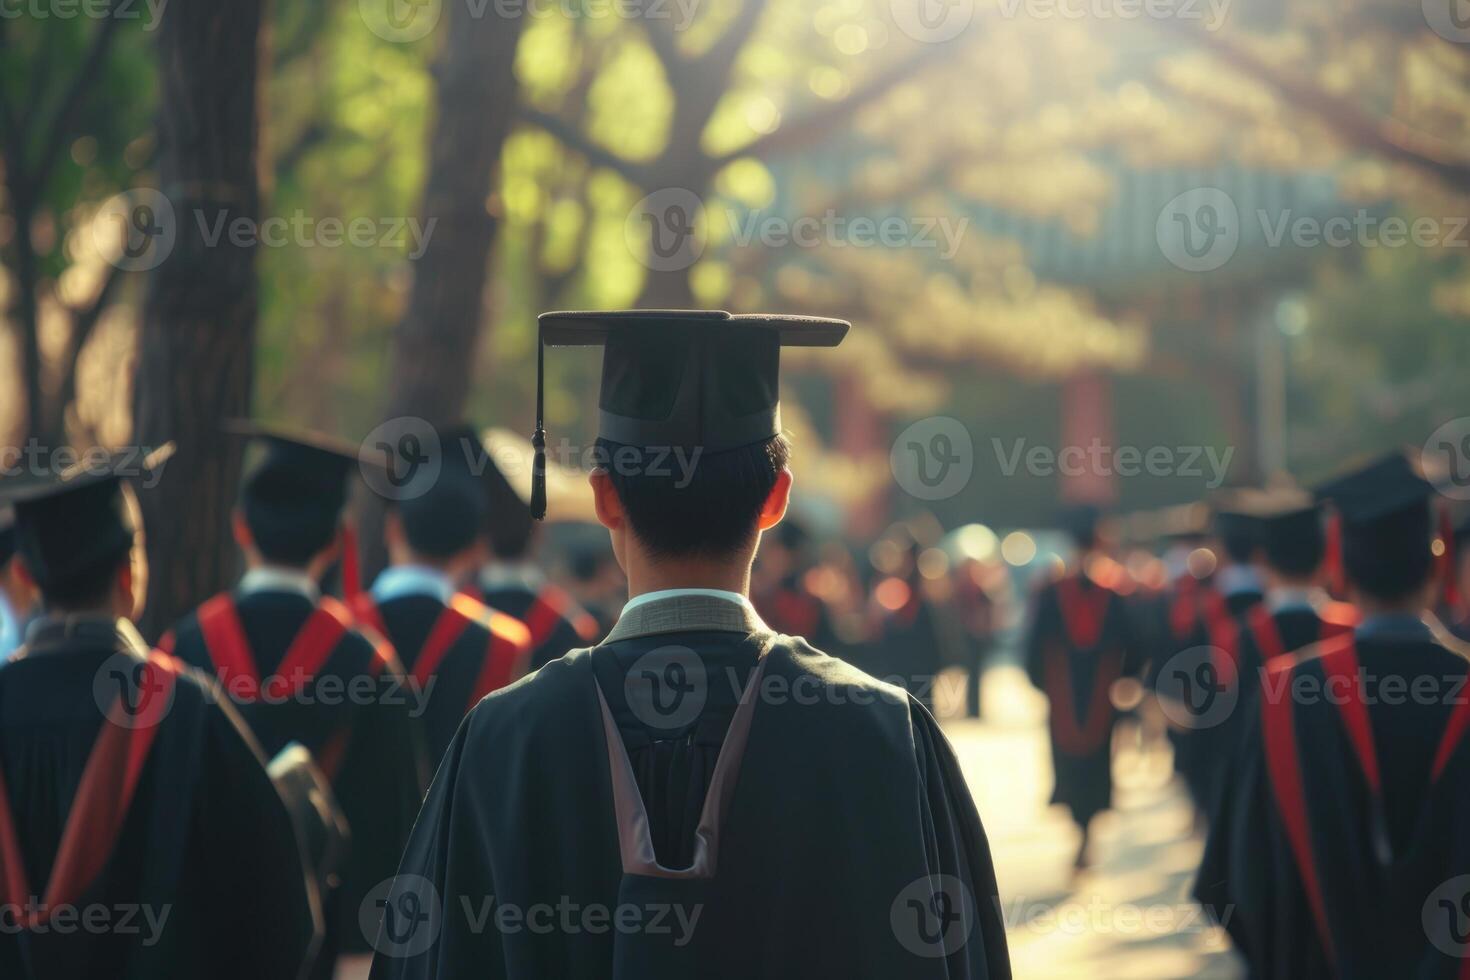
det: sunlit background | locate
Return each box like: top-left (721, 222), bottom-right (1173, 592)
top-left (3, 0), bottom-right (1469, 974)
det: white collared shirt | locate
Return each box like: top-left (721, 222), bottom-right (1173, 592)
top-left (372, 564), bottom-right (456, 604)
top-left (1267, 586), bottom-right (1327, 613)
top-left (239, 566), bottom-right (320, 601)
top-left (621, 588), bottom-right (754, 614)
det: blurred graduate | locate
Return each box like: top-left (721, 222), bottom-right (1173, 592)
top-left (369, 310), bottom-right (1011, 979)
top-left (0, 446), bottom-right (318, 979)
top-left (161, 425), bottom-right (429, 977)
top-left (1023, 505), bottom-right (1140, 869)
top-left (352, 423), bottom-right (532, 765)
top-left (1196, 452), bottom-right (1470, 977)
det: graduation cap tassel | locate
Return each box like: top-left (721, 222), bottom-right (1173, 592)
top-left (340, 522), bottom-right (362, 601)
top-left (1324, 511), bottom-right (1345, 599)
top-left (530, 326), bottom-right (548, 522)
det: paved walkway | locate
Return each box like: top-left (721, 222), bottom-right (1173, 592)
top-left (941, 666), bottom-right (1244, 980)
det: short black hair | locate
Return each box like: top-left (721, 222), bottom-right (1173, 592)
top-left (40, 550), bottom-right (128, 609)
top-left (597, 435), bottom-right (789, 561)
top-left (243, 498), bottom-right (337, 567)
top-left (1343, 504), bottom-right (1434, 603)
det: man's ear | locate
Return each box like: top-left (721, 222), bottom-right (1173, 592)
top-left (11, 556), bottom-right (36, 594)
top-left (231, 509), bottom-right (253, 551)
top-left (116, 560), bottom-right (137, 620)
top-left (756, 468), bottom-right (794, 532)
top-left (589, 469), bottom-right (625, 532)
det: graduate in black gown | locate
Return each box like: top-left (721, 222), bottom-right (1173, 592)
top-left (162, 425), bottom-right (429, 976)
top-left (369, 310), bottom-right (1010, 980)
top-left (0, 447), bottom-right (318, 980)
top-left (352, 425), bottom-right (532, 765)
top-left (1023, 505), bottom-right (1139, 868)
top-left (1156, 503), bottom-right (1264, 819)
top-left (464, 444), bottom-right (600, 670)
top-left (1231, 489), bottom-right (1357, 688)
top-left (1196, 451), bottom-right (1470, 977)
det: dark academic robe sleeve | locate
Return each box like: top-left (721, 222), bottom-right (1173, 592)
top-left (191, 684), bottom-right (322, 980)
top-left (1192, 696), bottom-right (1329, 978)
top-left (367, 719), bottom-right (503, 980)
top-left (910, 699), bottom-right (1013, 980)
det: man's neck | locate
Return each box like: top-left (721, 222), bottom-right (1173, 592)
top-left (624, 550), bottom-right (753, 602)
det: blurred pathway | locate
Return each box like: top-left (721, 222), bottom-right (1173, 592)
top-left (939, 666), bottom-right (1244, 980)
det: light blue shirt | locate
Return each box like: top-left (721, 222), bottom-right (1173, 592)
top-left (0, 591), bottom-right (20, 662)
top-left (1218, 564), bottom-right (1264, 598)
top-left (373, 564), bottom-right (456, 604)
top-left (1355, 612), bottom-right (1433, 643)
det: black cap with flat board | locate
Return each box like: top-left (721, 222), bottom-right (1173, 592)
top-left (530, 310), bottom-right (850, 521)
top-left (0, 444), bottom-right (175, 591)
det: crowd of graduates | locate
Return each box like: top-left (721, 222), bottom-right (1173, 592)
top-left (0, 313), bottom-right (1465, 979)
top-left (1019, 451), bottom-right (1470, 976)
top-left (0, 310), bottom-right (1015, 980)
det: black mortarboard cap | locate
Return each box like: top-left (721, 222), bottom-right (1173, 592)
top-left (396, 423), bottom-right (486, 558)
top-left (1233, 487), bottom-right (1324, 574)
top-left (1314, 452), bottom-right (1435, 527)
top-left (229, 421), bottom-right (365, 562)
top-left (0, 444), bottom-right (175, 591)
top-left (531, 310), bottom-right (849, 520)
top-left (1315, 451), bottom-right (1437, 598)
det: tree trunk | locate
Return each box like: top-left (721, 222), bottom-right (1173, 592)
top-left (132, 0), bottom-right (265, 640)
top-left (357, 8), bottom-right (525, 578)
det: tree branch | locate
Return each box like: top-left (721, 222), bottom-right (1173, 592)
top-left (708, 37), bottom-right (967, 169)
top-left (55, 261), bottom-right (126, 415)
top-left (35, 0), bottom-right (125, 179)
top-left (1153, 17), bottom-right (1470, 192)
top-left (516, 104), bottom-right (649, 185)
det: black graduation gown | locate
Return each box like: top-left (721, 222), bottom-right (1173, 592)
top-left (870, 578), bottom-right (945, 710)
top-left (1150, 577), bottom-right (1259, 816)
top-left (469, 577), bottom-right (599, 671)
top-left (0, 617), bottom-right (317, 980)
top-left (368, 619), bottom-right (1011, 979)
top-left (1195, 629), bottom-right (1470, 978)
top-left (351, 592), bottom-right (530, 765)
top-left (165, 588), bottom-right (430, 957)
top-left (1023, 572), bottom-right (1138, 828)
